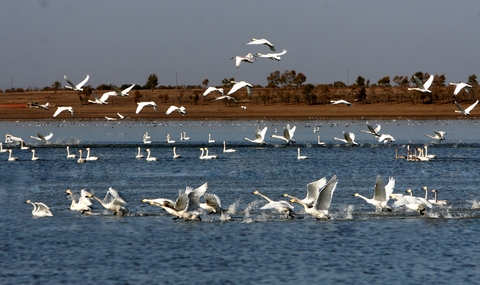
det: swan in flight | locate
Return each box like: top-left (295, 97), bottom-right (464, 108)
top-left (283, 177), bottom-right (327, 207)
top-left (173, 147), bottom-right (181, 158)
top-left (287, 175), bottom-right (338, 219)
top-left (85, 148), bottom-right (99, 161)
top-left (245, 38), bottom-right (276, 51)
top-left (136, 101), bottom-right (157, 114)
top-left (252, 190), bottom-right (295, 218)
top-left (4, 134), bottom-right (23, 145)
top-left (64, 74), bottom-right (89, 91)
top-left (449, 82), bottom-right (472, 95)
top-left (378, 134), bottom-right (395, 143)
top-left (145, 148), bottom-right (158, 161)
top-left (88, 91), bottom-right (110, 105)
top-left (330, 99), bottom-right (352, 106)
top-left (228, 81), bottom-right (253, 96)
top-left (106, 83), bottom-right (136, 96)
top-left (408, 74), bottom-right (434, 93)
top-left (255, 49), bottom-right (287, 61)
top-left (353, 176), bottom-right (395, 212)
top-left (425, 130), bottom-right (446, 141)
top-left (390, 189), bottom-right (432, 215)
top-left (105, 116), bottom-right (117, 121)
top-left (66, 189), bottom-right (93, 213)
top-left (53, 106), bottom-right (74, 117)
top-left (297, 148), bottom-right (308, 160)
top-left (135, 147), bottom-right (144, 159)
top-left (200, 193), bottom-right (225, 214)
top-left (180, 132), bottom-right (190, 140)
top-left (215, 95), bottom-right (238, 102)
top-left (208, 134), bottom-right (216, 143)
top-left (203, 86), bottom-right (224, 96)
top-left (244, 126), bottom-right (268, 145)
top-left (165, 134), bottom-right (175, 143)
top-left (223, 141), bottom-right (236, 153)
top-left (270, 124), bottom-right (296, 146)
top-left (117, 112), bottom-right (129, 120)
top-left (7, 149), bottom-right (17, 161)
top-left (92, 187), bottom-right (129, 216)
top-left (77, 150), bottom-right (86, 163)
top-left (31, 149), bottom-right (39, 161)
top-left (333, 131), bottom-right (358, 146)
top-left (30, 132), bottom-right (53, 143)
top-left (360, 121), bottom-right (381, 138)
top-left (66, 146), bottom-right (77, 159)
top-left (430, 189), bottom-right (449, 205)
top-left (25, 200), bottom-right (53, 217)
top-left (39, 102), bottom-right (50, 110)
top-left (166, 105), bottom-right (186, 115)
top-left (455, 100), bottom-right (479, 116)
top-left (231, 53), bottom-right (255, 68)
top-left (0, 143), bottom-right (7, 153)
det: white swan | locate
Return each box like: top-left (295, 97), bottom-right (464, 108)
top-left (117, 112), bottom-right (129, 120)
top-left (353, 176), bottom-right (395, 211)
top-left (252, 190), bottom-right (295, 218)
top-left (297, 148), bottom-right (308, 160)
top-left (203, 147), bottom-right (218, 159)
top-left (425, 130), bottom-right (446, 141)
top-left (283, 177), bottom-right (327, 207)
top-left (360, 121), bottom-right (381, 138)
top-left (7, 149), bottom-right (17, 161)
top-left (25, 200), bottom-right (53, 217)
top-left (165, 134), bottom-right (175, 143)
top-left (199, 148), bottom-right (206, 160)
top-left (208, 134), bottom-right (216, 143)
top-left (87, 90), bottom-right (109, 105)
top-left (421, 186), bottom-right (436, 204)
top-left (66, 146), bottom-right (77, 158)
top-left (39, 102), bottom-right (50, 110)
top-left (105, 116), bottom-right (117, 121)
top-left (270, 124), bottom-right (296, 146)
top-left (395, 148), bottom-right (406, 159)
top-left (145, 148), bottom-right (158, 161)
top-left (106, 83), bottom-right (136, 97)
top-left (31, 149), bottom-right (39, 161)
top-left (408, 74), bottom-right (434, 93)
top-left (136, 101), bottom-right (157, 114)
top-left (143, 132), bottom-right (151, 144)
top-left (455, 100), bottom-right (479, 116)
top-left (203, 86), bottom-right (224, 96)
top-left (378, 134), bottom-right (395, 143)
top-left (53, 106), bottom-right (74, 117)
top-left (173, 147), bottom-right (181, 159)
top-left (85, 148), bottom-right (98, 161)
top-left (77, 150), bottom-right (86, 163)
top-left (228, 81), bottom-right (253, 96)
top-left (200, 193), bottom-right (225, 214)
top-left (255, 49), bottom-right (287, 61)
top-left (4, 134), bottom-right (23, 145)
top-left (449, 82), bottom-right (472, 95)
top-left (135, 147), bottom-right (144, 159)
top-left (245, 38), bottom-right (276, 51)
top-left (29, 132), bottom-right (53, 142)
top-left (180, 132), bottom-right (190, 140)
top-left (231, 53), bottom-right (255, 68)
top-left (244, 126), bottom-right (268, 145)
top-left (317, 135), bottom-right (326, 146)
top-left (424, 145), bottom-right (436, 159)
top-left (215, 95), bottom-right (237, 102)
top-left (64, 74), bottom-right (89, 91)
top-left (330, 99), bottom-right (352, 106)
top-left (223, 141), bottom-right (236, 153)
top-left (430, 189), bottom-right (449, 205)
top-left (66, 189), bottom-right (93, 213)
top-left (20, 140), bottom-right (29, 150)
top-left (0, 142), bottom-right (7, 153)
top-left (92, 187), bottom-right (129, 215)
top-left (416, 147), bottom-right (430, 161)
top-left (333, 131), bottom-right (358, 146)
top-left (165, 105), bottom-right (186, 115)
top-left (390, 189), bottom-right (432, 215)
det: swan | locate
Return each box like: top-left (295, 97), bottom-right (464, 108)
top-left (53, 106), bottom-right (74, 117)
top-left (165, 105), bottom-right (186, 115)
top-left (77, 150), bottom-right (86, 163)
top-left (252, 190), bottom-right (295, 218)
top-left (283, 177), bottom-right (327, 207)
top-left (416, 147), bottom-right (430, 161)
top-left (408, 74), bottom-right (434, 93)
top-left (173, 147), bottom-right (181, 158)
top-left (395, 148), bottom-right (406, 159)
top-left (208, 134), bottom-right (216, 143)
top-left (353, 176), bottom-right (395, 211)
top-left (64, 74), bottom-right (89, 91)
top-left (199, 148), bottom-right (206, 160)
top-left (245, 38), bottom-right (276, 51)
top-left (180, 132), bottom-right (190, 141)
top-left (297, 148), bottom-right (308, 160)
top-left (425, 130), bottom-right (446, 141)
top-left (117, 112), bottom-right (129, 120)
top-left (66, 189), bottom-right (93, 213)
top-left (0, 142), bottom-right (7, 153)
top-left (333, 131), bottom-right (358, 146)
top-left (31, 149), bottom-right (39, 161)
top-left (317, 135), bottom-right (326, 146)
top-left (39, 102), bottom-right (50, 110)
top-left (200, 193), bottom-right (225, 214)
top-left (455, 100), bottom-right (479, 116)
top-left (330, 99), bottom-right (352, 106)
top-left (87, 90), bottom-right (109, 104)
top-left (135, 147), bottom-right (144, 159)
top-left (143, 132), bottom-right (152, 144)
top-left (270, 124), bottom-right (296, 146)
top-left (85, 148), bottom-right (99, 161)
top-left (231, 53), bottom-right (255, 68)
top-left (241, 106), bottom-right (247, 109)
top-left (105, 116), bottom-right (117, 121)
top-left (378, 134), bottom-right (395, 143)
top-left (66, 146), bottom-right (77, 158)
top-left (287, 175), bottom-right (338, 219)
top-left (421, 186), bottom-right (435, 204)
top-left (145, 148), bottom-right (158, 161)
top-left (29, 132), bottom-right (53, 142)
top-left (228, 81), bottom-right (253, 96)
top-left (92, 187), bottom-right (129, 215)
top-left (424, 145), bottom-right (436, 159)
top-left (215, 95), bottom-right (238, 102)
top-left (223, 141), bottom-right (236, 153)
top-left (244, 126), bottom-right (268, 145)
top-left (203, 147), bottom-right (218, 159)
top-left (203, 86), bottom-right (224, 96)
top-left (20, 140), bottom-right (29, 150)
top-left (4, 134), bottom-right (23, 145)
top-left (7, 149), bottom-right (17, 161)
top-left (430, 189), bottom-right (449, 205)
top-left (107, 83), bottom-right (136, 96)
top-left (255, 49), bottom-right (287, 61)
top-left (390, 190), bottom-right (432, 215)
top-left (165, 134), bottom-right (175, 143)
top-left (136, 101), bottom-right (157, 114)
top-left (449, 82), bottom-right (472, 95)
top-left (25, 200), bottom-right (53, 217)
top-left (360, 121), bottom-right (381, 137)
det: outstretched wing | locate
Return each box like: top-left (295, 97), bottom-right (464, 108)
top-left (423, 75), bottom-right (434, 90)
top-left (76, 74), bottom-right (90, 89)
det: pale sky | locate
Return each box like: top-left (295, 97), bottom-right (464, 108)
top-left (1, 1), bottom-right (480, 90)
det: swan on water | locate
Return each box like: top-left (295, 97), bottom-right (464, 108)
top-left (173, 147), bottom-right (181, 159)
top-left (283, 176), bottom-right (327, 207)
top-left (180, 132), bottom-right (190, 141)
top-left (203, 86), bottom-right (224, 96)
top-left (66, 189), bottom-right (93, 213)
top-left (20, 140), bottom-right (29, 150)
top-left (31, 149), bottom-right (39, 161)
top-left (353, 176), bottom-right (395, 212)
top-left (0, 142), bottom-right (7, 153)
top-left (203, 147), bottom-right (218, 159)
top-left (64, 74), bottom-right (89, 91)
top-left (455, 100), bottom-right (479, 116)
top-left (223, 141), bottom-right (236, 153)
top-left (208, 134), bottom-right (216, 143)
top-left (255, 49), bottom-right (287, 61)
top-left (7, 149), bottom-right (18, 161)
top-left (245, 38), bottom-right (276, 51)
top-left (136, 101), bottom-right (157, 114)
top-left (66, 146), bottom-right (77, 158)
top-left (53, 106), bottom-right (74, 117)
top-left (92, 187), bottom-right (129, 215)
top-left (25, 200), bottom-right (53, 217)
top-left (165, 105), bottom-right (186, 115)
top-left (135, 147), bottom-right (144, 159)
top-left (425, 130), bottom-right (446, 141)
top-left (85, 148), bottom-right (99, 161)
top-left (330, 99), bottom-right (352, 106)
top-left (200, 193), bottom-right (225, 214)
top-left (360, 121), bottom-right (381, 138)
top-left (333, 131), bottom-right (358, 146)
top-left (231, 53), bottom-right (255, 68)
top-left (408, 74), bottom-right (434, 93)
top-left (29, 132), bottom-right (53, 142)
top-left (270, 124), bottom-right (296, 146)
top-left (143, 132), bottom-right (152, 144)
top-left (244, 126), bottom-right (268, 145)
top-left (430, 189), bottom-right (449, 205)
top-left (390, 189), bottom-right (432, 215)
top-left (252, 190), bottom-right (295, 218)
top-left (228, 81), bottom-right (253, 96)
top-left (317, 135), bottom-right (326, 146)
top-left (165, 134), bottom-right (176, 143)
top-left (423, 145), bottom-right (436, 159)
top-left (77, 150), bottom-right (86, 163)
top-left (145, 148), bottom-right (158, 161)
top-left (395, 148), bottom-right (406, 159)
top-left (449, 82), bottom-right (472, 96)
top-left (297, 148), bottom-right (308, 160)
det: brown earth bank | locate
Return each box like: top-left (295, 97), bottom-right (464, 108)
top-left (0, 88), bottom-right (478, 121)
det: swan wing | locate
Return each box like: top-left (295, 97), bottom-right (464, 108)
top-left (107, 187), bottom-right (126, 204)
top-left (305, 177), bottom-right (327, 204)
top-left (191, 182), bottom-right (208, 198)
top-left (204, 193), bottom-right (222, 209)
top-left (384, 177), bottom-right (395, 198)
top-left (76, 74), bottom-right (90, 89)
top-left (186, 191), bottom-right (202, 211)
top-left (203, 86), bottom-right (217, 96)
top-left (464, 100), bottom-right (479, 113)
top-left (175, 191), bottom-right (189, 211)
top-left (423, 75), bottom-right (434, 90)
top-left (53, 107), bottom-right (64, 117)
top-left (315, 174), bottom-right (338, 211)
top-left (228, 81), bottom-right (246, 95)
top-left (136, 102), bottom-right (147, 114)
top-left (166, 105), bottom-right (178, 115)
top-left (122, 84), bottom-right (135, 95)
top-left (110, 84), bottom-right (123, 96)
top-left (413, 76), bottom-right (425, 89)
top-left (373, 175), bottom-right (387, 202)
top-left (454, 101), bottom-right (465, 113)
top-left (99, 92), bottom-right (111, 103)
top-left (64, 75), bottom-right (76, 88)
top-left (43, 132), bottom-right (54, 141)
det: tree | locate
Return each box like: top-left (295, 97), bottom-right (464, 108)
top-left (377, 76), bottom-right (390, 86)
top-left (302, 84), bottom-right (315, 104)
top-left (468, 74), bottom-right (478, 86)
top-left (357, 87), bottom-right (367, 103)
top-left (267, 70), bottom-right (281, 88)
top-left (222, 78), bottom-right (234, 88)
top-left (144, 74), bottom-right (158, 91)
top-left (293, 73), bottom-right (306, 88)
top-left (133, 90), bottom-right (142, 104)
top-left (333, 81), bottom-right (346, 88)
top-left (202, 79), bottom-right (209, 88)
top-left (280, 70), bottom-right (296, 87)
top-left (51, 81), bottom-right (62, 93)
top-left (356, 76), bottom-right (365, 87)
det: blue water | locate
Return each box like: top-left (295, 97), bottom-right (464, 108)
top-left (1, 119), bottom-right (480, 284)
